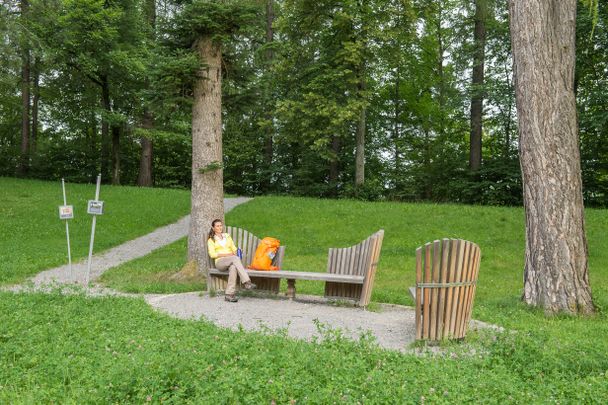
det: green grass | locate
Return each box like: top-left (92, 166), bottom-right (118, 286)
top-left (0, 177), bottom-right (190, 285)
top-left (102, 195), bottom-right (608, 310)
top-left (99, 238), bottom-right (205, 293)
top-left (3, 179), bottom-right (608, 402)
top-left (1, 291), bottom-right (607, 403)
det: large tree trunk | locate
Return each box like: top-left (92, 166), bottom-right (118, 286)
top-left (469, 0), bottom-right (487, 171)
top-left (137, 111), bottom-right (154, 187)
top-left (18, 0), bottom-right (30, 176)
top-left (188, 36), bottom-right (225, 274)
top-left (509, 0), bottom-right (594, 314)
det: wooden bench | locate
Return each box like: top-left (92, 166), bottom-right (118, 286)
top-left (408, 239), bottom-right (481, 341)
top-left (208, 228), bottom-right (384, 307)
top-left (207, 226), bottom-right (286, 294)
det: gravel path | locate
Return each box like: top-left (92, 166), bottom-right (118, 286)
top-left (145, 292), bottom-right (417, 350)
top-left (9, 196), bottom-right (497, 351)
top-left (28, 197), bottom-right (251, 287)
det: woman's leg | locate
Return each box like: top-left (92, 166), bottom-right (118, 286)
top-left (215, 257), bottom-right (239, 295)
top-left (229, 257), bottom-right (251, 284)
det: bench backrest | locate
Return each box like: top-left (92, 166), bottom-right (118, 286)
top-left (326, 230), bottom-right (384, 306)
top-left (208, 226), bottom-right (285, 269)
top-left (415, 239), bottom-right (481, 341)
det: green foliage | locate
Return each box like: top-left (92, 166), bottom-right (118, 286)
top-left (1, 0), bottom-right (608, 207)
top-left (171, 0), bottom-right (260, 46)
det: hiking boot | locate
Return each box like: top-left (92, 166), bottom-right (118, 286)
top-left (224, 294), bottom-right (239, 303)
top-left (243, 282), bottom-right (257, 290)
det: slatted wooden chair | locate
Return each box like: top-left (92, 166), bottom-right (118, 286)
top-left (325, 230), bottom-right (384, 306)
top-left (207, 226), bottom-right (286, 293)
top-left (410, 239), bottom-right (481, 341)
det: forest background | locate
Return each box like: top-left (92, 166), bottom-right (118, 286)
top-left (1, 0), bottom-right (607, 207)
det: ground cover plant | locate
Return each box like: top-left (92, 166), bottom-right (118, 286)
top-left (0, 177), bottom-right (190, 285)
top-left (1, 291), bottom-right (607, 403)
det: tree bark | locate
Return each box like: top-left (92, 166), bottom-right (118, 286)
top-left (18, 0), bottom-right (30, 176)
top-left (355, 77), bottom-right (366, 187)
top-left (31, 56), bottom-right (39, 154)
top-left (469, 0), bottom-right (487, 171)
top-left (188, 36), bottom-right (225, 274)
top-left (354, 1), bottom-right (366, 188)
top-left (137, 111), bottom-right (154, 187)
top-left (262, 0), bottom-right (274, 192)
top-left (137, 0), bottom-right (156, 187)
top-left (393, 67), bottom-right (401, 175)
top-left (100, 76), bottom-right (111, 180)
top-left (509, 0), bottom-right (594, 314)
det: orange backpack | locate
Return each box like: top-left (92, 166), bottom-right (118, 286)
top-left (248, 237), bottom-right (281, 271)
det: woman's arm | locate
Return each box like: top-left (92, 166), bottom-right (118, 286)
top-left (207, 239), bottom-right (218, 259)
top-left (226, 234), bottom-right (238, 254)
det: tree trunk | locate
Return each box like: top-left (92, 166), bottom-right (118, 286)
top-left (262, 0), bottom-right (275, 192)
top-left (355, 78), bottom-right (366, 188)
top-left (509, 0), bottom-right (594, 314)
top-left (188, 36), bottom-right (225, 274)
top-left (100, 76), bottom-right (111, 180)
top-left (18, 0), bottom-right (30, 176)
top-left (89, 111), bottom-right (97, 178)
top-left (137, 0), bottom-right (156, 187)
top-left (393, 67), bottom-right (401, 175)
top-left (469, 0), bottom-right (487, 171)
top-left (31, 56), bottom-right (39, 154)
top-left (137, 111), bottom-right (154, 187)
top-left (111, 124), bottom-right (121, 185)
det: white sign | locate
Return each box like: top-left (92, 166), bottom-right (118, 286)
top-left (87, 200), bottom-right (104, 215)
top-left (58, 205), bottom-right (74, 220)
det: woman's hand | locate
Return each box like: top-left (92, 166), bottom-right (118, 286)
top-left (217, 252), bottom-right (236, 258)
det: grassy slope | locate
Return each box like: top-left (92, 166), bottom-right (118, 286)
top-left (103, 196), bottom-right (608, 311)
top-left (0, 177), bottom-right (190, 285)
top-left (3, 180), bottom-right (608, 402)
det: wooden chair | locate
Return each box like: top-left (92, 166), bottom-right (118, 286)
top-left (207, 226), bottom-right (286, 293)
top-left (325, 230), bottom-right (384, 306)
top-left (410, 239), bottom-right (481, 341)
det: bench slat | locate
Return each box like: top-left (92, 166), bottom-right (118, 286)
top-left (209, 268), bottom-right (364, 284)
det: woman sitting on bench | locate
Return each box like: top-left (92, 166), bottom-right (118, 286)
top-left (207, 219), bottom-right (256, 302)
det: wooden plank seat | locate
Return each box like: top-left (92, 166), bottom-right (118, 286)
top-left (408, 239), bottom-right (481, 341)
top-left (208, 228), bottom-right (384, 307)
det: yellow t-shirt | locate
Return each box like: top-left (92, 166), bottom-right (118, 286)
top-left (207, 233), bottom-right (237, 263)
